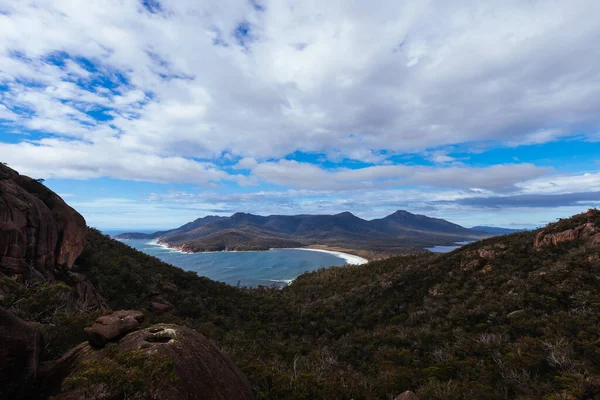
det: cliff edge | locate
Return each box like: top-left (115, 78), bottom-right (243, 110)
top-left (0, 164), bottom-right (86, 281)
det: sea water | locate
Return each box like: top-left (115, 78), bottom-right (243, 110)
top-left (426, 240), bottom-right (473, 253)
top-left (116, 238), bottom-right (353, 287)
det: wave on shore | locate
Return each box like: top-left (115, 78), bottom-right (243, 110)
top-left (147, 239), bottom-right (191, 254)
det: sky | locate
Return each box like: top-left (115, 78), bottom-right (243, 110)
top-left (1, 0), bottom-right (599, 230)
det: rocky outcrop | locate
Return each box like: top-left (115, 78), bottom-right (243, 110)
top-left (534, 222), bottom-right (600, 248)
top-left (0, 164), bottom-right (87, 280)
top-left (84, 310), bottom-right (145, 347)
top-left (0, 307), bottom-right (44, 400)
top-left (51, 319), bottom-right (254, 400)
top-left (119, 324), bottom-right (253, 400)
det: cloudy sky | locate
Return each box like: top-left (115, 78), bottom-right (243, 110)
top-left (1, 0), bottom-right (599, 230)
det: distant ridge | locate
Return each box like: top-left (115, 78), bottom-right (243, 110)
top-left (471, 225), bottom-right (523, 234)
top-left (117, 210), bottom-right (492, 256)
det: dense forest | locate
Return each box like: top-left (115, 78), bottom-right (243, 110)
top-left (3, 210), bottom-right (600, 399)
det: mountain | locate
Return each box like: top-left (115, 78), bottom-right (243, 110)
top-left (369, 210), bottom-right (479, 235)
top-left (471, 225), bottom-right (523, 234)
top-left (115, 215), bottom-right (227, 240)
top-left (117, 210), bottom-right (491, 256)
top-left (4, 163), bottom-right (600, 399)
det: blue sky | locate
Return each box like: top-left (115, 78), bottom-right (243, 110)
top-left (1, 0), bottom-right (599, 230)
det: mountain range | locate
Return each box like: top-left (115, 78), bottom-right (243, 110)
top-left (116, 210), bottom-right (493, 257)
top-left (3, 162), bottom-right (600, 399)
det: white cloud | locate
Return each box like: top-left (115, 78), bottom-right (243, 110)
top-left (507, 129), bottom-right (567, 147)
top-left (0, 0), bottom-right (599, 234)
top-left (0, 139), bottom-right (227, 185)
top-left (424, 150), bottom-right (457, 164)
top-left (0, 0), bottom-right (599, 170)
top-left (64, 60), bottom-right (91, 79)
top-left (0, 103), bottom-right (17, 120)
top-left (248, 160), bottom-right (550, 191)
top-left (518, 171), bottom-right (600, 195)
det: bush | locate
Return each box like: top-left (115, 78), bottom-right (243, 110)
top-left (57, 344), bottom-right (177, 400)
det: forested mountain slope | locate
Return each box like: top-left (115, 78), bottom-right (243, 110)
top-left (77, 210), bottom-right (600, 399)
top-left (3, 161), bottom-right (599, 398)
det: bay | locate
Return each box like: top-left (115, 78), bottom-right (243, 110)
top-left (117, 238), bottom-right (351, 287)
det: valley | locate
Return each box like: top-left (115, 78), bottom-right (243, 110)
top-left (2, 163), bottom-right (600, 399)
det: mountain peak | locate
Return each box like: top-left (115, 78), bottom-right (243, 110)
top-left (386, 210), bottom-right (417, 219)
top-left (231, 212), bottom-right (252, 218)
top-left (391, 210), bottom-right (413, 215)
top-left (335, 211), bottom-right (357, 218)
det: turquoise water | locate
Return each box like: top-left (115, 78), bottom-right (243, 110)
top-left (118, 239), bottom-right (348, 287)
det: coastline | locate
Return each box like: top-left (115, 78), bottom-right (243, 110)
top-left (286, 247), bottom-right (368, 265)
top-left (149, 239), bottom-right (193, 254)
top-left (144, 239), bottom-right (369, 265)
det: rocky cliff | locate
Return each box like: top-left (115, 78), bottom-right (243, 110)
top-left (0, 164), bottom-right (86, 280)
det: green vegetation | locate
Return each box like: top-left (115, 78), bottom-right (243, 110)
top-left (56, 344), bottom-right (177, 400)
top-left (0, 278), bottom-right (101, 360)
top-left (6, 211), bottom-right (600, 399)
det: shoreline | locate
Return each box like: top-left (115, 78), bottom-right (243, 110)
top-left (144, 239), bottom-right (369, 265)
top-left (149, 239), bottom-right (193, 254)
top-left (284, 247), bottom-right (368, 265)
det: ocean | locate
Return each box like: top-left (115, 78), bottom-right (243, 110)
top-left (113, 237), bottom-right (363, 287)
top-left (426, 240), bottom-right (474, 253)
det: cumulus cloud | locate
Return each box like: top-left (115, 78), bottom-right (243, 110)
top-left (518, 171), bottom-right (600, 195)
top-left (1, 0), bottom-right (600, 166)
top-left (0, 139), bottom-right (227, 185)
top-left (1, 0), bottom-right (599, 230)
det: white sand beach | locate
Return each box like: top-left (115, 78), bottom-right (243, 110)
top-left (289, 248), bottom-right (369, 265)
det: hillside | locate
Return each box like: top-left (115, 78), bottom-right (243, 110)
top-left (96, 210), bottom-right (600, 399)
top-left (117, 210), bottom-right (490, 256)
top-left (4, 164), bottom-right (600, 399)
top-left (9, 208), bottom-right (598, 399)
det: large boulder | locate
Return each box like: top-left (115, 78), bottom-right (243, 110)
top-left (0, 164), bottom-right (87, 280)
top-left (52, 323), bottom-right (253, 400)
top-left (84, 310), bottom-right (145, 347)
top-left (0, 307), bottom-right (44, 400)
